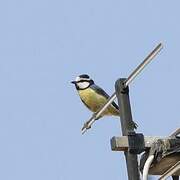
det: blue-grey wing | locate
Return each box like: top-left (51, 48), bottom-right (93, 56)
top-left (90, 84), bottom-right (119, 110)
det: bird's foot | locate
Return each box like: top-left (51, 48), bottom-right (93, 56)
top-left (81, 120), bottom-right (92, 131)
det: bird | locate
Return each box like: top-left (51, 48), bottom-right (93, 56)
top-left (71, 74), bottom-right (137, 131)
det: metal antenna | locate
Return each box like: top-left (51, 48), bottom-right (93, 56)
top-left (81, 43), bottom-right (163, 134)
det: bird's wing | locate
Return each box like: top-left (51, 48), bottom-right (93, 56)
top-left (90, 84), bottom-right (119, 110)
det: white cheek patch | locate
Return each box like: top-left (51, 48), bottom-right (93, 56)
top-left (77, 82), bottom-right (90, 89)
top-left (75, 76), bottom-right (81, 82)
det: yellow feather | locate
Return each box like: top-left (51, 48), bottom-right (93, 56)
top-left (78, 88), bottom-right (119, 117)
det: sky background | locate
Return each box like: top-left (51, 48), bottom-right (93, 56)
top-left (0, 0), bottom-right (179, 179)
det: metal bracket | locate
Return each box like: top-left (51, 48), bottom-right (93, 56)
top-left (128, 133), bottom-right (145, 154)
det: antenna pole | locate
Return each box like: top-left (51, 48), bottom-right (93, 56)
top-left (115, 78), bottom-right (140, 180)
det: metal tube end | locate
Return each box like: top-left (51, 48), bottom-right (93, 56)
top-left (81, 128), bottom-right (87, 135)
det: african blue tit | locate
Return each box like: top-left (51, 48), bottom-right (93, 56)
top-left (71, 74), bottom-right (137, 131)
top-left (71, 74), bottom-right (120, 120)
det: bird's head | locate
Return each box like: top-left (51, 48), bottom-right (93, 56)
top-left (71, 74), bottom-right (94, 90)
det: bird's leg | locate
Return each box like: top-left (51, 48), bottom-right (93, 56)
top-left (81, 113), bottom-right (99, 133)
top-left (82, 120), bottom-right (92, 130)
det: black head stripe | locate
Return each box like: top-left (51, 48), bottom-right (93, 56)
top-left (79, 74), bottom-right (90, 79)
top-left (78, 79), bottom-right (93, 83)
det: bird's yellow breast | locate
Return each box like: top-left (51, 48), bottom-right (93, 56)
top-left (78, 88), bottom-right (106, 111)
top-left (78, 88), bottom-right (119, 116)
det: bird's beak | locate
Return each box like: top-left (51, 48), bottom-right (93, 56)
top-left (71, 81), bottom-right (76, 84)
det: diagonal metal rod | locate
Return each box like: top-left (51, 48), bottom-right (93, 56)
top-left (124, 43), bottom-right (163, 87)
top-left (82, 43), bottom-right (163, 134)
top-left (158, 161), bottom-right (180, 180)
top-left (81, 92), bottom-right (116, 134)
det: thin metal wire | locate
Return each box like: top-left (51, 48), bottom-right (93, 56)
top-left (81, 43), bottom-right (163, 134)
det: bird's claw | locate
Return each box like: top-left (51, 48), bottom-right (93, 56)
top-left (81, 121), bottom-right (91, 131)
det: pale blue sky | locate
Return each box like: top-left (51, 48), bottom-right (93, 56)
top-left (0, 0), bottom-right (179, 179)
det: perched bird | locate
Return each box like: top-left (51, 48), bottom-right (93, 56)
top-left (71, 74), bottom-right (137, 131)
top-left (71, 74), bottom-right (119, 118)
